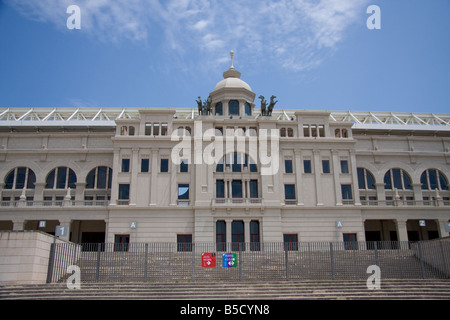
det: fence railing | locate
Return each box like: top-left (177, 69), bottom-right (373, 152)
top-left (47, 240), bottom-right (450, 283)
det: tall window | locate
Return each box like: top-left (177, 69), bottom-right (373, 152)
top-left (216, 180), bottom-right (225, 198)
top-left (118, 184), bottom-right (130, 203)
top-left (232, 180), bottom-right (243, 198)
top-left (245, 102), bottom-right (251, 116)
top-left (322, 160), bottom-right (330, 174)
top-left (180, 159), bottom-right (189, 173)
top-left (4, 167), bottom-right (36, 189)
top-left (229, 100), bottom-right (239, 116)
top-left (216, 221), bottom-right (226, 251)
top-left (341, 184), bottom-right (353, 203)
top-left (121, 159), bottom-right (130, 173)
top-left (421, 169), bottom-right (448, 190)
top-left (384, 168), bottom-right (412, 190)
top-left (141, 159), bottom-right (149, 173)
top-left (215, 102), bottom-right (223, 116)
top-left (340, 160), bottom-right (349, 174)
top-left (285, 159), bottom-right (293, 174)
top-left (232, 221), bottom-right (245, 251)
top-left (178, 184), bottom-right (189, 201)
top-left (46, 167), bottom-right (77, 189)
top-left (284, 184), bottom-right (296, 200)
top-left (160, 159), bottom-right (169, 172)
top-left (249, 180), bottom-right (258, 198)
top-left (250, 221), bottom-right (260, 251)
top-left (303, 160), bottom-right (312, 174)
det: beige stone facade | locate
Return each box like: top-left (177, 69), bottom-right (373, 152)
top-left (0, 63), bottom-right (449, 248)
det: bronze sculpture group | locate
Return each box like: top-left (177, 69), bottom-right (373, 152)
top-left (196, 95), bottom-right (277, 116)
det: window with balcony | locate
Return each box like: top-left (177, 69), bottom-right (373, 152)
top-left (284, 184), bottom-right (296, 204)
top-left (421, 169), bottom-right (448, 190)
top-left (4, 167), bottom-right (36, 190)
top-left (118, 184), bottom-right (130, 205)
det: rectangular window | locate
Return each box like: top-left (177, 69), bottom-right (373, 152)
top-left (303, 125), bottom-right (310, 137)
top-left (284, 234), bottom-right (298, 251)
top-left (318, 125), bottom-right (325, 137)
top-left (250, 180), bottom-right (258, 198)
top-left (160, 158), bottom-right (169, 172)
top-left (161, 123), bottom-right (168, 136)
top-left (56, 167), bottom-right (67, 189)
top-left (216, 180), bottom-right (225, 198)
top-left (153, 123), bottom-right (160, 136)
top-left (141, 159), bottom-right (149, 173)
top-left (232, 180), bottom-right (243, 198)
top-left (178, 184), bottom-right (189, 200)
top-left (121, 159), bottom-right (130, 173)
top-left (285, 159), bottom-right (293, 173)
top-left (145, 123), bottom-right (152, 136)
top-left (322, 160), bottom-right (330, 174)
top-left (340, 160), bottom-right (349, 174)
top-left (341, 184), bottom-right (353, 200)
top-left (311, 125), bottom-right (317, 137)
top-left (114, 234), bottom-right (130, 252)
top-left (229, 100), bottom-right (240, 116)
top-left (180, 159), bottom-right (188, 172)
top-left (303, 160), bottom-right (312, 174)
top-left (118, 184), bottom-right (130, 200)
top-left (177, 235), bottom-right (192, 252)
top-left (284, 184), bottom-right (296, 200)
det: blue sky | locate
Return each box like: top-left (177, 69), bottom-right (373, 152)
top-left (0, 0), bottom-right (449, 113)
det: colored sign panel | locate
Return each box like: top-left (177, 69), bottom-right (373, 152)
top-left (201, 253), bottom-right (216, 268)
top-left (222, 253), bottom-right (237, 268)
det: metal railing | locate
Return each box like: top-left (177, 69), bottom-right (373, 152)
top-left (47, 240), bottom-right (450, 283)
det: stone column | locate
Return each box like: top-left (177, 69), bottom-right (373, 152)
top-left (396, 219), bottom-right (409, 242)
top-left (313, 150), bottom-right (323, 206)
top-left (294, 150), bottom-right (304, 205)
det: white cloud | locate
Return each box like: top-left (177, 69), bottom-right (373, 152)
top-left (5, 0), bottom-right (369, 71)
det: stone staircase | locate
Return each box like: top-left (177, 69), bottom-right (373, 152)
top-left (53, 247), bottom-right (445, 283)
top-left (1, 279), bottom-right (450, 300)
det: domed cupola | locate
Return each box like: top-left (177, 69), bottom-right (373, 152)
top-left (209, 51), bottom-right (256, 117)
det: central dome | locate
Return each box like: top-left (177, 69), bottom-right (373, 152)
top-left (212, 51), bottom-right (253, 93)
top-left (213, 76), bottom-right (252, 92)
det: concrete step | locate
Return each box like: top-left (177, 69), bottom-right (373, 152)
top-left (2, 280), bottom-right (450, 300)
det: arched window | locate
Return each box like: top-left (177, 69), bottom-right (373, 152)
top-left (229, 100), bottom-right (239, 116)
top-left (86, 167), bottom-right (113, 189)
top-left (46, 167), bottom-right (77, 189)
top-left (245, 102), bottom-right (251, 116)
top-left (421, 169), bottom-right (448, 190)
top-left (357, 168), bottom-right (376, 190)
top-left (4, 167), bottom-right (36, 189)
top-left (384, 168), bottom-right (412, 190)
top-left (215, 102), bottom-right (223, 116)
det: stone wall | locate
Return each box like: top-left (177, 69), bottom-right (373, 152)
top-left (0, 230), bottom-right (65, 285)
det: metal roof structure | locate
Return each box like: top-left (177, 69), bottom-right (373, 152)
top-left (0, 107), bottom-right (449, 131)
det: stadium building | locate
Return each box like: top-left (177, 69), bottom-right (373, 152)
top-left (0, 56), bottom-right (449, 249)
